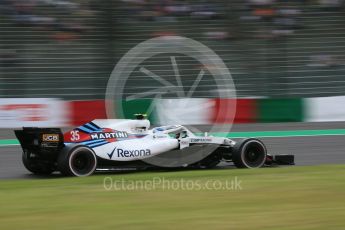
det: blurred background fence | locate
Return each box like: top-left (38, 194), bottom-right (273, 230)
top-left (1, 0), bottom-right (345, 100)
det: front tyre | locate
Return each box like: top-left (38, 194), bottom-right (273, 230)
top-left (232, 139), bottom-right (267, 168)
top-left (57, 146), bottom-right (97, 177)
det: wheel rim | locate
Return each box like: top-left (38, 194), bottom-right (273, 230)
top-left (241, 141), bottom-right (266, 168)
top-left (69, 147), bottom-right (96, 176)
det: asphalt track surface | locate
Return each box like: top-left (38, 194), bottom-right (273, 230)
top-left (0, 122), bottom-right (345, 179)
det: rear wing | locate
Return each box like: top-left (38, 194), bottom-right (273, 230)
top-left (14, 127), bottom-right (64, 154)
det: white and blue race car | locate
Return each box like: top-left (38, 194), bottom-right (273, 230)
top-left (15, 115), bottom-right (294, 177)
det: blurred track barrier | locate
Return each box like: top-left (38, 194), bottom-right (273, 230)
top-left (91, 97), bottom-right (342, 124)
top-left (306, 96), bottom-right (345, 122)
top-left (0, 98), bottom-right (69, 128)
top-left (119, 99), bottom-right (158, 124)
top-left (112, 98), bottom-right (304, 124)
top-left (1, 96), bottom-right (345, 128)
top-left (257, 98), bottom-right (304, 122)
top-left (211, 98), bottom-right (256, 124)
top-left (70, 100), bottom-right (106, 126)
top-left (155, 98), bottom-right (212, 125)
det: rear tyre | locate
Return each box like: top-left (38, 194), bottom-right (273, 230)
top-left (232, 138), bottom-right (267, 168)
top-left (22, 151), bottom-right (54, 175)
top-left (57, 146), bottom-right (97, 177)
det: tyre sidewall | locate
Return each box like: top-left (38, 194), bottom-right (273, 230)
top-left (232, 138), bottom-right (267, 168)
top-left (58, 145), bottom-right (97, 177)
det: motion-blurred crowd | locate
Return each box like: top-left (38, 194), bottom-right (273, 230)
top-left (120, 0), bottom-right (344, 39)
top-left (0, 0), bottom-right (99, 40)
top-left (1, 0), bottom-right (344, 40)
top-left (0, 0), bottom-right (345, 98)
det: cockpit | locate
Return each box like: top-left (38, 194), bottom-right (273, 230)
top-left (174, 131), bottom-right (188, 139)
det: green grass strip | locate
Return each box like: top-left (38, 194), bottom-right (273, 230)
top-left (0, 139), bottom-right (19, 146)
top-left (0, 165), bottom-right (345, 229)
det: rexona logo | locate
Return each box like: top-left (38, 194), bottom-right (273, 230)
top-left (42, 134), bottom-right (59, 142)
top-left (117, 148), bottom-right (151, 158)
top-left (91, 131), bottom-right (128, 140)
top-left (107, 147), bottom-right (151, 159)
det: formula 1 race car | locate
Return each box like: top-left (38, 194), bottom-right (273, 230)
top-left (15, 115), bottom-right (294, 177)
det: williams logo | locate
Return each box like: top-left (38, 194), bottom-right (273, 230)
top-left (91, 131), bottom-right (128, 140)
top-left (107, 147), bottom-right (151, 159)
